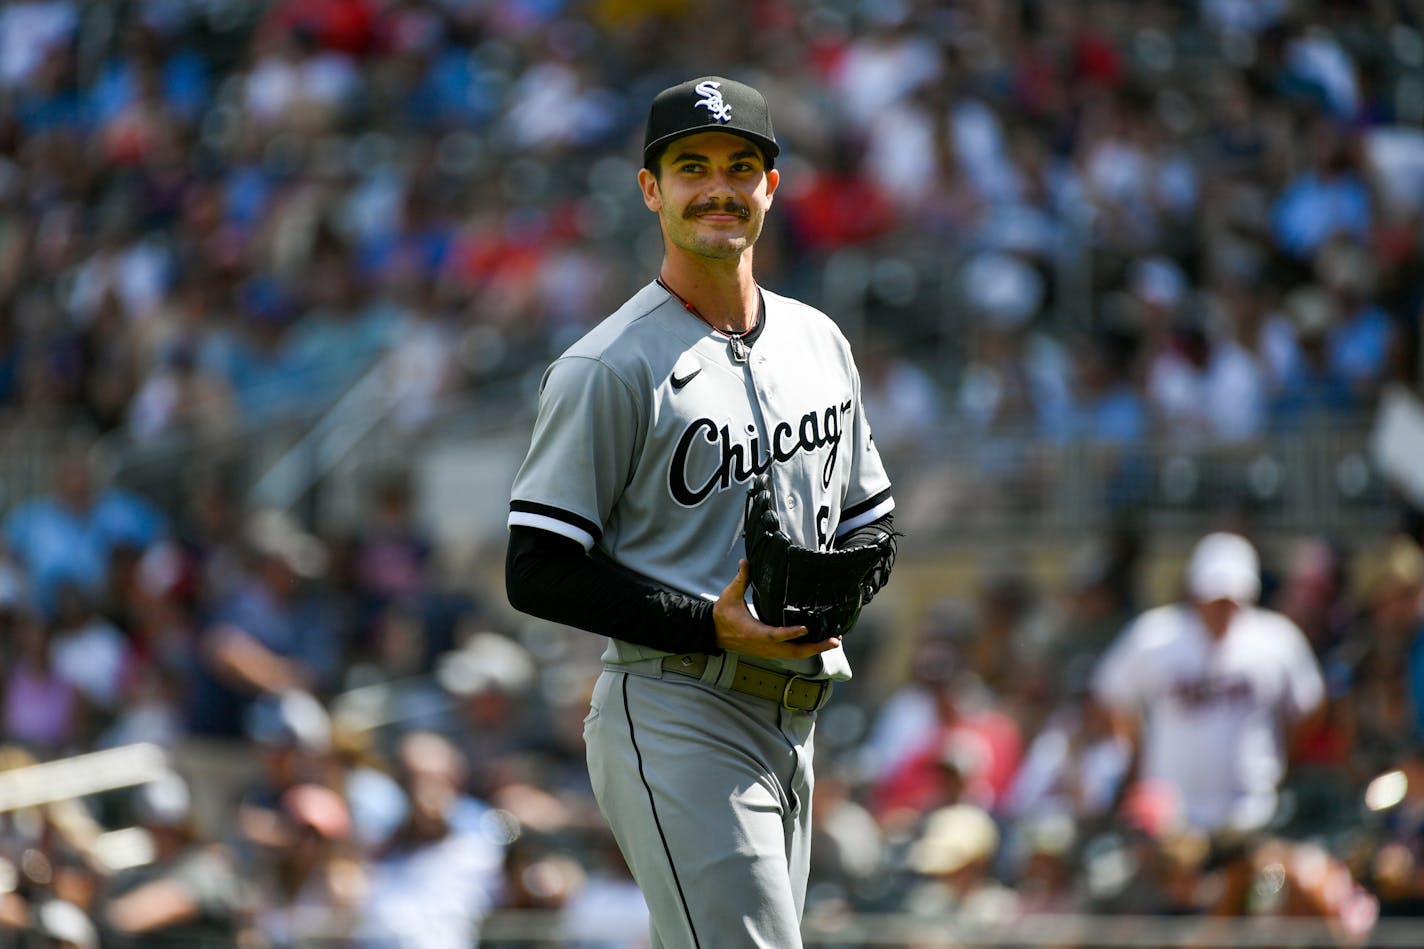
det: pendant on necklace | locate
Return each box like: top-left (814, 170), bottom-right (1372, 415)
top-left (729, 335), bottom-right (749, 362)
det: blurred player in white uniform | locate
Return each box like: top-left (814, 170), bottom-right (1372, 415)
top-left (1093, 531), bottom-right (1325, 833)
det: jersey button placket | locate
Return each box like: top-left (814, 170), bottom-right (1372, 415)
top-left (743, 347), bottom-right (775, 501)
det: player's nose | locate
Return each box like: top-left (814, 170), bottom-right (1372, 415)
top-left (702, 168), bottom-right (740, 197)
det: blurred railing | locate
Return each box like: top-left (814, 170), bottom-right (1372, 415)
top-left (851, 420), bottom-right (1397, 551)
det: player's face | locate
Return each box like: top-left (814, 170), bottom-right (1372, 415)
top-left (639, 131), bottom-right (780, 261)
top-left (1197, 597), bottom-right (1240, 638)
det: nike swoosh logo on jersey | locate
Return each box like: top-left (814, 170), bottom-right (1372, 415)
top-left (671, 368), bottom-right (702, 390)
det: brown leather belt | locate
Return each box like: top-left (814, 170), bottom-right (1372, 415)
top-left (660, 653), bottom-right (832, 713)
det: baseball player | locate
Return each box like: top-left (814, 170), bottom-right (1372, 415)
top-left (505, 76), bottom-right (898, 948)
top-left (1092, 531), bottom-right (1326, 834)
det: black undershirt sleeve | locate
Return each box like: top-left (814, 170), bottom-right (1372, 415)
top-left (505, 525), bottom-right (720, 654)
top-left (505, 511), bottom-right (898, 653)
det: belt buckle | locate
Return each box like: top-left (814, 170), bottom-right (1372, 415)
top-left (781, 674), bottom-right (831, 713)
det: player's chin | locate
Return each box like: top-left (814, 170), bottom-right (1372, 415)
top-left (685, 236), bottom-right (751, 259)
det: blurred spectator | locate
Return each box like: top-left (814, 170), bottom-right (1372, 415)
top-left (66, 208), bottom-right (170, 328)
top-left (1011, 814), bottom-right (1081, 916)
top-left (558, 831), bottom-right (649, 949)
top-left (47, 582), bottom-right (132, 720)
top-left (808, 763), bottom-right (885, 898)
top-left (352, 468), bottom-right (431, 624)
top-left (236, 689), bottom-right (335, 859)
top-left (1270, 285), bottom-right (1358, 428)
top-left (99, 773), bottom-right (247, 947)
top-left (1338, 535), bottom-right (1424, 780)
top-left (1125, 255), bottom-right (1189, 347)
top-left (1093, 531), bottom-right (1326, 834)
top-left (780, 131), bottom-right (895, 257)
top-left (1314, 236), bottom-right (1397, 406)
top-left (1272, 535), bottom-right (1353, 661)
top-left (1210, 266), bottom-right (1303, 401)
top-left (186, 509), bottom-right (339, 740)
top-left (243, 25), bottom-right (361, 134)
top-left (856, 609), bottom-right (969, 782)
top-left (380, 278), bottom-right (461, 431)
top-left (436, 628), bottom-right (542, 799)
top-left (1237, 836), bottom-right (1379, 939)
top-left (344, 600), bottom-right (453, 733)
top-left (868, 666), bottom-right (1023, 831)
top-left (283, 232), bottom-right (395, 405)
top-left (1004, 658), bottom-right (1131, 829)
top-left (1271, 115), bottom-right (1371, 262)
top-left (1069, 325), bottom-right (1147, 444)
top-left (356, 730), bottom-right (504, 949)
top-left (1143, 302), bottom-right (1269, 444)
top-left (221, 285), bottom-right (312, 423)
top-left (0, 2), bottom-right (78, 91)
top-left (493, 833), bottom-right (584, 922)
top-left (1038, 531), bottom-right (1141, 679)
top-left (1268, 537), bottom-right (1356, 815)
top-left (2, 607), bottom-right (82, 753)
top-left (33, 898), bottom-right (99, 949)
top-left (964, 559), bottom-right (1042, 710)
top-left (955, 250), bottom-right (1068, 443)
top-left (857, 333), bottom-right (944, 461)
top-left (829, 11), bottom-right (942, 135)
top-left (328, 724), bottom-right (407, 857)
top-left (861, 78), bottom-right (970, 228)
top-left (901, 803), bottom-right (1019, 926)
top-left (2, 450), bottom-right (166, 617)
top-left (126, 341), bottom-right (238, 445)
top-left (1367, 744), bottom-right (1424, 917)
top-left (182, 509), bottom-right (340, 838)
top-left (1077, 87), bottom-right (1198, 253)
top-left (1075, 804), bottom-right (1202, 916)
top-left (253, 783), bottom-right (367, 948)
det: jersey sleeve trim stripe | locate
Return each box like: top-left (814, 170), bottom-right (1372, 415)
top-left (509, 502), bottom-right (601, 550)
top-left (838, 489), bottom-right (894, 534)
top-left (507, 511), bottom-right (597, 550)
top-left (837, 495), bottom-right (894, 532)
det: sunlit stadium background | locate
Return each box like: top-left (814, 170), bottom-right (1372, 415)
top-left (3, 0), bottom-right (1424, 945)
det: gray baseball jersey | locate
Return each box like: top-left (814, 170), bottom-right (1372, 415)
top-left (508, 280), bottom-right (895, 679)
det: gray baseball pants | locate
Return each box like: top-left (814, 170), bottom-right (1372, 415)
top-left (584, 661), bottom-right (817, 949)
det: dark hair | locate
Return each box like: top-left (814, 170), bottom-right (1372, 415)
top-left (643, 142), bottom-right (669, 177)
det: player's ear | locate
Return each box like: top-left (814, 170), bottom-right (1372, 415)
top-left (764, 167), bottom-right (779, 203)
top-left (638, 168), bottom-right (662, 212)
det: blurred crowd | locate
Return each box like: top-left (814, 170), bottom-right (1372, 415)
top-left (0, 0), bottom-right (1420, 451)
top-left (6, 451), bottom-right (1424, 946)
top-left (2, 0), bottom-right (1424, 946)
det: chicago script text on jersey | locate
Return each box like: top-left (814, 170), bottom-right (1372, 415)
top-left (667, 401), bottom-right (853, 505)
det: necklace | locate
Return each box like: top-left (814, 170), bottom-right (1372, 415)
top-left (656, 278), bottom-right (757, 362)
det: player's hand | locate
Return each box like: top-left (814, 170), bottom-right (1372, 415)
top-left (712, 560), bottom-right (842, 658)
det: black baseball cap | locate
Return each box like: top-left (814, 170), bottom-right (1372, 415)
top-left (643, 76), bottom-right (779, 170)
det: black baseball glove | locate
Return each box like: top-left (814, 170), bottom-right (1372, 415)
top-left (744, 473), bottom-right (893, 643)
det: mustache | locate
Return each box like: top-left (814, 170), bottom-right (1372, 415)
top-left (685, 200), bottom-right (750, 219)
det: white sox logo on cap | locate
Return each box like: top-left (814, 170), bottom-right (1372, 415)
top-left (694, 80), bottom-right (732, 122)
top-left (643, 75), bottom-right (779, 169)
